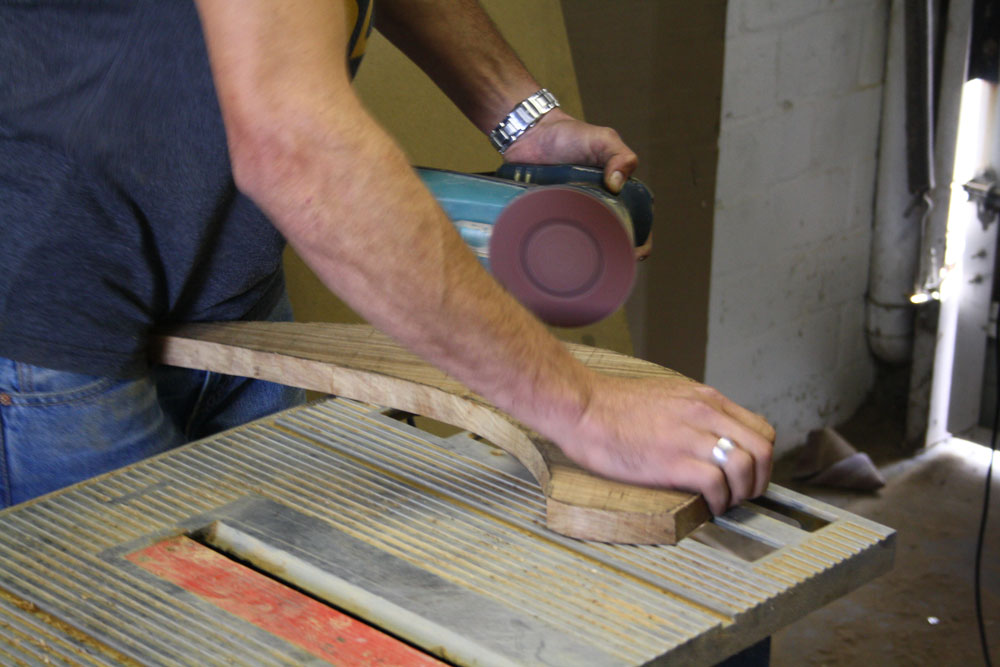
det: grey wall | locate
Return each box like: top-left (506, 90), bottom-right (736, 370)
top-left (707, 0), bottom-right (888, 453)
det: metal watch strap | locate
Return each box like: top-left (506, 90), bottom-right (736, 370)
top-left (488, 89), bottom-right (560, 154)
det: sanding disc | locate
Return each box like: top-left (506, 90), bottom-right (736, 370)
top-left (488, 186), bottom-right (636, 327)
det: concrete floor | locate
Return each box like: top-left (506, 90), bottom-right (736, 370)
top-left (769, 433), bottom-right (1000, 665)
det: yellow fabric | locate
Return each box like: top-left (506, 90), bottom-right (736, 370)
top-left (349, 0), bottom-right (373, 61)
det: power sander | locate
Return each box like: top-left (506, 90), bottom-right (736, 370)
top-left (419, 164), bottom-right (653, 327)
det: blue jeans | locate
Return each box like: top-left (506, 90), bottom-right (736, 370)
top-left (0, 306), bottom-right (305, 507)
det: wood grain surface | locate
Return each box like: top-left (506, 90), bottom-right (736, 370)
top-left (150, 322), bottom-right (711, 544)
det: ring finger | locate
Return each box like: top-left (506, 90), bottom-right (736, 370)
top-left (708, 436), bottom-right (756, 507)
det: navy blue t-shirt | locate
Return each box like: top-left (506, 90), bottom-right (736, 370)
top-left (0, 0), bottom-right (372, 377)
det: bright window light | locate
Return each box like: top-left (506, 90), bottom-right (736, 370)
top-left (927, 78), bottom-right (995, 448)
top-left (941, 78), bottom-right (990, 302)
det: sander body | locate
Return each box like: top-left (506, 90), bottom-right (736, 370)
top-left (419, 164), bottom-right (653, 327)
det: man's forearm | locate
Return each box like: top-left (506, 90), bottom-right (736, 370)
top-left (374, 0), bottom-right (541, 132)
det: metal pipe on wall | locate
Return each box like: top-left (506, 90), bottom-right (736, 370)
top-left (866, 0), bottom-right (936, 363)
top-left (908, 0), bottom-right (974, 444)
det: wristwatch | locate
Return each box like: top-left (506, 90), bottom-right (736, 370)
top-left (488, 89), bottom-right (560, 154)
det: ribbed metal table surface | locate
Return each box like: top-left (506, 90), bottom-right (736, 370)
top-left (0, 398), bottom-right (895, 666)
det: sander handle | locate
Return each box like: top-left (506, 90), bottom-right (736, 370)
top-left (494, 163), bottom-right (654, 246)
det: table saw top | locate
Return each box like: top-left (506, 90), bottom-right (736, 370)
top-left (0, 397), bottom-right (895, 666)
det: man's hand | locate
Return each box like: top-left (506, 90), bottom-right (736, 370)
top-left (503, 109), bottom-right (639, 194)
top-left (548, 372), bottom-right (775, 515)
top-left (502, 110), bottom-right (652, 259)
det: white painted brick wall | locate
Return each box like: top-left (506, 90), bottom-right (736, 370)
top-left (707, 0), bottom-right (889, 454)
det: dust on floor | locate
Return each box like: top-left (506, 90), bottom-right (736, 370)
top-left (771, 437), bottom-right (1000, 665)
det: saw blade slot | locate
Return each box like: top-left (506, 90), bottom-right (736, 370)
top-left (687, 521), bottom-right (780, 562)
top-left (745, 495), bottom-right (833, 533)
top-left (177, 499), bottom-right (607, 666)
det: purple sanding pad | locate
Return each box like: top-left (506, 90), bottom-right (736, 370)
top-left (488, 186), bottom-right (636, 327)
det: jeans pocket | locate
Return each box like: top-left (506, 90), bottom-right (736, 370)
top-left (4, 360), bottom-right (115, 405)
top-left (0, 358), bottom-right (185, 507)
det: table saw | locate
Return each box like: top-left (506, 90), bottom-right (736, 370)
top-left (0, 324), bottom-right (895, 666)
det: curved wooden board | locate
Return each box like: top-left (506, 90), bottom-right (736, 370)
top-left (150, 322), bottom-right (711, 544)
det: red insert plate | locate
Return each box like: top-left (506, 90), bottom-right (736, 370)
top-left (127, 535), bottom-right (444, 666)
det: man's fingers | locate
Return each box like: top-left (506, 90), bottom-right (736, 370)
top-left (602, 149), bottom-right (638, 193)
top-left (707, 437), bottom-right (756, 506)
top-left (712, 421), bottom-right (773, 499)
top-left (679, 460), bottom-right (731, 515)
top-left (635, 232), bottom-right (653, 260)
top-left (672, 386), bottom-right (774, 498)
top-left (717, 404), bottom-right (774, 497)
top-left (607, 170), bottom-right (626, 193)
top-left (683, 398), bottom-right (772, 501)
top-left (589, 125), bottom-right (637, 192)
top-left (735, 428), bottom-right (772, 499)
top-left (687, 388), bottom-right (774, 497)
top-left (751, 435), bottom-right (774, 498)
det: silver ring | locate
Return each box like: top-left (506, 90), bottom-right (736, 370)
top-left (712, 437), bottom-right (736, 467)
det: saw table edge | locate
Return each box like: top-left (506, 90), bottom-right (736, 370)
top-left (150, 321), bottom-right (711, 545)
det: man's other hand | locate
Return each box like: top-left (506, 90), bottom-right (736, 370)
top-left (503, 110), bottom-right (651, 260)
top-left (551, 372), bottom-right (776, 516)
top-left (502, 109), bottom-right (639, 195)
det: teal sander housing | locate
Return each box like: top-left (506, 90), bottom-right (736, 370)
top-left (419, 164), bottom-right (653, 327)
